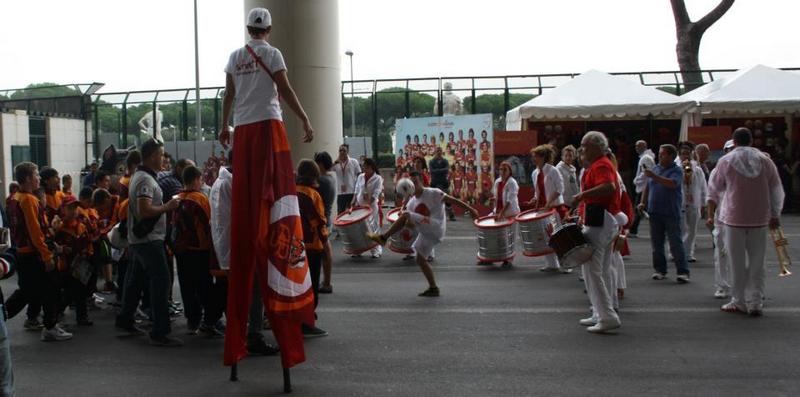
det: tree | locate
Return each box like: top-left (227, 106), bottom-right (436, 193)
top-left (670, 0), bottom-right (735, 92)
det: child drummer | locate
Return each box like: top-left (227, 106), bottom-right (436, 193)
top-left (485, 161), bottom-right (520, 268)
top-left (368, 171), bottom-right (478, 297)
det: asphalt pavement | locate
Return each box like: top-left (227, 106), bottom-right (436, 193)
top-left (3, 215), bottom-right (800, 396)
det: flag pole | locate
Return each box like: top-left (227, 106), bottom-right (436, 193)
top-left (283, 367), bottom-right (292, 393)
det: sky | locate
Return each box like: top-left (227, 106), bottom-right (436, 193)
top-left (1, 0), bottom-right (798, 93)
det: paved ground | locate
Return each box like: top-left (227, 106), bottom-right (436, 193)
top-left (4, 215), bottom-right (800, 396)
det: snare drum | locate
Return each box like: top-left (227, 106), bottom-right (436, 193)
top-left (547, 223), bottom-right (594, 269)
top-left (515, 209), bottom-right (560, 257)
top-left (474, 216), bottom-right (516, 263)
top-left (334, 206), bottom-right (379, 255)
top-left (386, 208), bottom-right (418, 254)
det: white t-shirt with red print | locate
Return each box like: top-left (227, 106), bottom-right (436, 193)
top-left (225, 39), bottom-right (287, 126)
top-left (405, 187), bottom-right (447, 242)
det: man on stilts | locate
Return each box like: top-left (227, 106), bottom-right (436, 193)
top-left (220, 7), bottom-right (316, 390)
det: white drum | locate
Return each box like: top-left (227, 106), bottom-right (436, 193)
top-left (474, 216), bottom-right (516, 263)
top-left (386, 208), bottom-right (418, 255)
top-left (515, 209), bottom-right (561, 257)
top-left (334, 206), bottom-right (379, 255)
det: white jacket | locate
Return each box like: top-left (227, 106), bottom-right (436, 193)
top-left (531, 163), bottom-right (564, 207)
top-left (683, 162), bottom-right (708, 209)
top-left (210, 167), bottom-right (232, 269)
top-left (332, 157), bottom-right (361, 195)
top-left (633, 150), bottom-right (656, 193)
top-left (353, 172), bottom-right (384, 212)
top-left (555, 161), bottom-right (579, 205)
top-left (492, 176), bottom-right (520, 217)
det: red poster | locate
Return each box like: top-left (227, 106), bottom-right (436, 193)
top-left (494, 131), bottom-right (539, 155)
top-left (688, 126), bottom-right (732, 151)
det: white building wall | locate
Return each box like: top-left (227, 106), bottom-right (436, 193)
top-left (0, 110), bottom-right (31, 199)
top-left (47, 117), bottom-right (88, 191)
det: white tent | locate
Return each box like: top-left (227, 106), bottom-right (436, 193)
top-left (681, 64), bottom-right (800, 114)
top-left (505, 70), bottom-right (694, 130)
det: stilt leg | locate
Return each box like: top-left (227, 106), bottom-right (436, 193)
top-left (283, 367), bottom-right (292, 393)
top-left (230, 364), bottom-right (238, 382)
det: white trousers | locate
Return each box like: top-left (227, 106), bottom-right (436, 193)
top-left (712, 226), bottom-right (731, 291)
top-left (582, 211), bottom-right (620, 324)
top-left (682, 206), bottom-right (700, 258)
top-left (543, 253), bottom-right (560, 269)
top-left (724, 225), bottom-right (767, 310)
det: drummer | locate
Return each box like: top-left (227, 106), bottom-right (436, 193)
top-left (485, 161), bottom-right (520, 268)
top-left (527, 144), bottom-right (571, 274)
top-left (367, 171), bottom-right (479, 297)
top-left (571, 131), bottom-right (622, 333)
top-left (351, 158), bottom-right (384, 259)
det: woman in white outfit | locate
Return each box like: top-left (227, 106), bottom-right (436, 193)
top-left (556, 145), bottom-right (580, 208)
top-left (527, 144), bottom-right (570, 273)
top-left (352, 158), bottom-right (384, 258)
top-left (706, 140), bottom-right (734, 299)
top-left (487, 161), bottom-right (520, 267)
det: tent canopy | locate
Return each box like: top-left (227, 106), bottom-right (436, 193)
top-left (505, 70), bottom-right (694, 130)
top-left (681, 64), bottom-right (800, 114)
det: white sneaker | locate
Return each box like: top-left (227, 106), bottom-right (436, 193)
top-left (579, 316), bottom-right (597, 326)
top-left (713, 288), bottom-right (728, 299)
top-left (41, 325), bottom-right (73, 342)
top-left (371, 253), bottom-right (381, 259)
top-left (587, 319), bottom-right (621, 333)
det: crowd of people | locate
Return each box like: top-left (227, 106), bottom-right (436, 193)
top-left (0, 5), bottom-right (793, 395)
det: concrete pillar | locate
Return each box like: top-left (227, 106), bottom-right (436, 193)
top-left (243, 0), bottom-right (343, 162)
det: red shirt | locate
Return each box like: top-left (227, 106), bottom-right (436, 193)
top-left (580, 156), bottom-right (620, 214)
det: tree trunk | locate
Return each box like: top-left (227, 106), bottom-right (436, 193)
top-left (670, 0), bottom-right (735, 93)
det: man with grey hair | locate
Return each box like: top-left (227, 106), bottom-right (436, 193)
top-left (695, 143), bottom-right (712, 179)
top-left (638, 144), bottom-right (690, 283)
top-left (630, 140), bottom-right (655, 237)
top-left (571, 131), bottom-right (621, 333)
top-left (708, 128), bottom-right (784, 316)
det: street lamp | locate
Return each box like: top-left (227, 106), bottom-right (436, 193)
top-left (345, 50), bottom-right (361, 156)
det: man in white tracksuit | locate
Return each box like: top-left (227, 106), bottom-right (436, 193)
top-left (352, 158), bottom-right (384, 258)
top-left (706, 140), bottom-right (734, 299)
top-left (678, 142), bottom-right (707, 262)
top-left (629, 140), bottom-right (655, 238)
top-left (708, 128), bottom-right (784, 316)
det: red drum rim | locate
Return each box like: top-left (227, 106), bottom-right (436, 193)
top-left (473, 215), bottom-right (514, 229)
top-left (522, 248), bottom-right (555, 257)
top-left (343, 241), bottom-right (380, 255)
top-left (388, 245), bottom-right (414, 255)
top-left (515, 208), bottom-right (556, 223)
top-left (476, 253), bottom-right (516, 263)
top-left (386, 207), bottom-right (402, 223)
top-left (334, 205), bottom-right (374, 226)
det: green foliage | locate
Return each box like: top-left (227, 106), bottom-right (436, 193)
top-left (9, 83), bottom-right (81, 99)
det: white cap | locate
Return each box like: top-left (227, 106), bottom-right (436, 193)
top-left (247, 8), bottom-right (271, 29)
top-left (723, 139), bottom-right (734, 150)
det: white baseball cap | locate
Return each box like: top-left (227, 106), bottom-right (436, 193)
top-left (247, 8), bottom-right (272, 29)
top-left (723, 139), bottom-right (734, 150)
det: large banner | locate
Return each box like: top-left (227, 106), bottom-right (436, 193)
top-left (395, 114), bottom-right (494, 205)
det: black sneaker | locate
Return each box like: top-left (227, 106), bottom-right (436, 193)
top-left (199, 324), bottom-right (223, 338)
top-left (149, 335), bottom-right (184, 347)
top-left (115, 323), bottom-right (146, 336)
top-left (418, 287), bottom-right (440, 297)
top-left (676, 274), bottom-right (691, 284)
top-left (651, 272), bottom-right (667, 280)
top-left (301, 324), bottom-right (329, 338)
top-left (247, 335), bottom-right (280, 356)
top-left (77, 317), bottom-right (94, 326)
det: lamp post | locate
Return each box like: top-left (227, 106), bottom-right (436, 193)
top-left (345, 50), bottom-right (361, 156)
top-left (193, 0), bottom-right (202, 160)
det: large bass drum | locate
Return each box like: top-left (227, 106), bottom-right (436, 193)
top-left (334, 206), bottom-right (379, 255)
top-left (386, 208), bottom-right (418, 254)
top-left (474, 216), bottom-right (516, 263)
top-left (515, 209), bottom-right (560, 257)
top-left (547, 223), bottom-right (594, 269)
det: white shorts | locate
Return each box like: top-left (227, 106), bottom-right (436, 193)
top-left (407, 213), bottom-right (443, 258)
